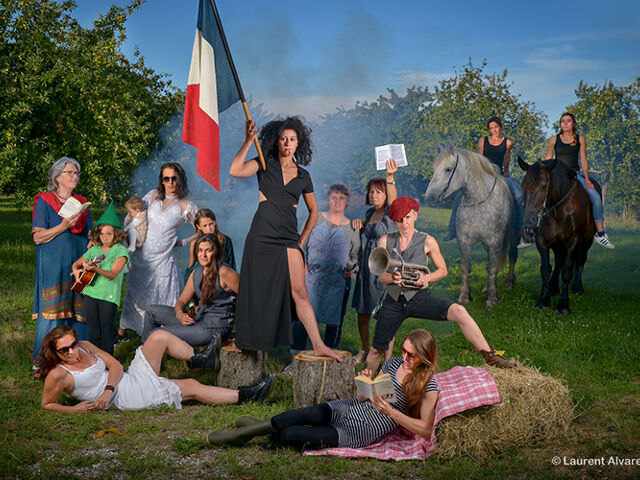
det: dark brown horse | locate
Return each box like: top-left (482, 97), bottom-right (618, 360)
top-left (518, 158), bottom-right (597, 314)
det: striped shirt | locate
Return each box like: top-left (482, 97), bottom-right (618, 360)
top-left (327, 357), bottom-right (439, 448)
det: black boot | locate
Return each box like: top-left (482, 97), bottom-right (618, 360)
top-left (238, 373), bottom-right (274, 404)
top-left (207, 419), bottom-right (275, 446)
top-left (188, 333), bottom-right (221, 370)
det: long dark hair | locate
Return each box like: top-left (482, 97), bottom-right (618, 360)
top-left (34, 325), bottom-right (77, 380)
top-left (195, 234), bottom-right (223, 305)
top-left (157, 162), bottom-right (189, 200)
top-left (402, 329), bottom-right (439, 418)
top-left (258, 116), bottom-right (313, 166)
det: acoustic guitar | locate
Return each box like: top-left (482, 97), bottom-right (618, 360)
top-left (72, 254), bottom-right (106, 294)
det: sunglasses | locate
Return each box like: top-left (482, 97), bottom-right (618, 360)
top-left (400, 346), bottom-right (418, 361)
top-left (57, 339), bottom-right (79, 355)
top-left (162, 176), bottom-right (178, 183)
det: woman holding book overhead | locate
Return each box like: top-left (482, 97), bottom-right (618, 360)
top-left (31, 156), bottom-right (93, 366)
top-left (207, 329), bottom-right (439, 449)
top-left (351, 160), bottom-right (398, 364)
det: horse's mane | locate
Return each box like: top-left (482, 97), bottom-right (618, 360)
top-left (544, 159), bottom-right (576, 194)
top-left (435, 147), bottom-right (508, 192)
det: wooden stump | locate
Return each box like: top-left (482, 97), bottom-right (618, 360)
top-left (217, 345), bottom-right (266, 389)
top-left (292, 351), bottom-right (355, 408)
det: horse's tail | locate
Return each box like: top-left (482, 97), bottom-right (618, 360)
top-left (498, 232), bottom-right (509, 271)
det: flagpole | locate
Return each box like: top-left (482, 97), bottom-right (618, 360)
top-left (208, 0), bottom-right (266, 170)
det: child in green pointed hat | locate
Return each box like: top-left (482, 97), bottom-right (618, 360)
top-left (71, 201), bottom-right (129, 354)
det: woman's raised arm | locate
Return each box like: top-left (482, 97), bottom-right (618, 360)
top-left (229, 120), bottom-right (261, 178)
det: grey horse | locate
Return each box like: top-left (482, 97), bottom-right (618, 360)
top-left (424, 145), bottom-right (519, 308)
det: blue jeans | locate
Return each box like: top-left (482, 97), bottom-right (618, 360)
top-left (32, 317), bottom-right (88, 361)
top-left (576, 172), bottom-right (604, 223)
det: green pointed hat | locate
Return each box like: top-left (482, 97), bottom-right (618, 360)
top-left (96, 201), bottom-right (122, 229)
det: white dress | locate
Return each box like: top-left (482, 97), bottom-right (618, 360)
top-left (119, 190), bottom-right (196, 334)
top-left (58, 347), bottom-right (182, 410)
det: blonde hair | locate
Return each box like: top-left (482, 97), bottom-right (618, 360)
top-left (125, 197), bottom-right (145, 212)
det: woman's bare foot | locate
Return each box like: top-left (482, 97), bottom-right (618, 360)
top-left (313, 344), bottom-right (343, 361)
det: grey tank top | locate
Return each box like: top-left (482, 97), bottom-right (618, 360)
top-left (385, 231), bottom-right (429, 301)
top-left (192, 264), bottom-right (236, 328)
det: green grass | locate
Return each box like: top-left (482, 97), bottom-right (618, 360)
top-left (1, 197), bottom-right (638, 479)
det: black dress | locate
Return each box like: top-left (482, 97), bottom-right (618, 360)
top-left (235, 155), bottom-right (314, 350)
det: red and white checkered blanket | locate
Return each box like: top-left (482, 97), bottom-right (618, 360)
top-left (303, 366), bottom-right (500, 461)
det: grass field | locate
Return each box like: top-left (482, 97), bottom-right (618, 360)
top-left (1, 197), bottom-right (638, 479)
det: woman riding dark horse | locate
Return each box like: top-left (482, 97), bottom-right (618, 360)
top-left (518, 157), bottom-right (596, 314)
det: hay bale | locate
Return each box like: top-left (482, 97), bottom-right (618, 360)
top-left (435, 364), bottom-right (573, 459)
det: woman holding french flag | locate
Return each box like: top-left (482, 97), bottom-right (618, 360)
top-left (229, 118), bottom-right (342, 361)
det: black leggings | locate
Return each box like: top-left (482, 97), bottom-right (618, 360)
top-left (271, 403), bottom-right (339, 449)
top-left (84, 296), bottom-right (117, 354)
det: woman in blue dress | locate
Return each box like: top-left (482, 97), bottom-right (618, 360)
top-left (31, 157), bottom-right (92, 365)
top-left (290, 184), bottom-right (361, 353)
top-left (351, 161), bottom-right (398, 363)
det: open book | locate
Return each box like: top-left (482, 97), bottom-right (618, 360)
top-left (354, 373), bottom-right (397, 403)
top-left (58, 197), bottom-right (91, 219)
top-left (375, 144), bottom-right (408, 170)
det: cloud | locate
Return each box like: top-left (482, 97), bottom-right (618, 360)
top-left (229, 3), bottom-right (393, 106)
top-left (522, 46), bottom-right (603, 73)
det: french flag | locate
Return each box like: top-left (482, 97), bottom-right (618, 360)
top-left (183, 0), bottom-right (241, 191)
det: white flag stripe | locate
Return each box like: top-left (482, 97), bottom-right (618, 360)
top-left (187, 30), bottom-right (219, 123)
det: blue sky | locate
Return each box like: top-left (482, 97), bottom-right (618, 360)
top-left (75, 0), bottom-right (640, 127)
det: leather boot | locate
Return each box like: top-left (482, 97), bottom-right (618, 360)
top-left (236, 415), bottom-right (262, 428)
top-left (188, 333), bottom-right (221, 370)
top-left (238, 373), bottom-right (274, 404)
top-left (207, 419), bottom-right (275, 446)
top-left (481, 346), bottom-right (517, 368)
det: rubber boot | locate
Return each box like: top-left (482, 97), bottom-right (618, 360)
top-left (207, 419), bottom-right (275, 446)
top-left (236, 415), bottom-right (262, 428)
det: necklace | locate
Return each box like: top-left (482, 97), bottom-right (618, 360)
top-left (54, 191), bottom-right (70, 202)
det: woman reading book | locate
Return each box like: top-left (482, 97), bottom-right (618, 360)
top-left (31, 156), bottom-right (92, 367)
top-left (207, 329), bottom-right (439, 449)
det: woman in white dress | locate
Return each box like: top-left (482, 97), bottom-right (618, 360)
top-left (118, 162), bottom-right (197, 340)
top-left (37, 325), bottom-right (274, 412)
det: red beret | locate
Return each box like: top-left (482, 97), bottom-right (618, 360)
top-left (388, 197), bottom-right (419, 221)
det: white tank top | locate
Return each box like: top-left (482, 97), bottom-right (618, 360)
top-left (58, 348), bottom-right (109, 403)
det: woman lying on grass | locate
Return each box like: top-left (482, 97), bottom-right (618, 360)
top-left (36, 325), bottom-right (273, 413)
top-left (207, 329), bottom-right (438, 449)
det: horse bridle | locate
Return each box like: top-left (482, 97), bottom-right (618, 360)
top-left (440, 153), bottom-right (459, 198)
top-left (460, 175), bottom-right (498, 208)
top-left (534, 175), bottom-right (577, 227)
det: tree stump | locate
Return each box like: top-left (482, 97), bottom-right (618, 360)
top-left (292, 351), bottom-right (355, 408)
top-left (217, 345), bottom-right (266, 389)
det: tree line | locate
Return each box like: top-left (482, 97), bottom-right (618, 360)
top-left (1, 1), bottom-right (638, 219)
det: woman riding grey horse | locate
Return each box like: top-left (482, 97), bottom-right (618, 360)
top-left (424, 145), bottom-right (519, 309)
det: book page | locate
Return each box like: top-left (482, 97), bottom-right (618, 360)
top-left (375, 144), bottom-right (408, 170)
top-left (354, 376), bottom-right (374, 399)
top-left (372, 375), bottom-right (397, 403)
top-left (58, 197), bottom-right (91, 219)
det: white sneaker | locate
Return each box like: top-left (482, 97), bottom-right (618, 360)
top-left (594, 233), bottom-right (615, 249)
top-left (517, 240), bottom-right (533, 249)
